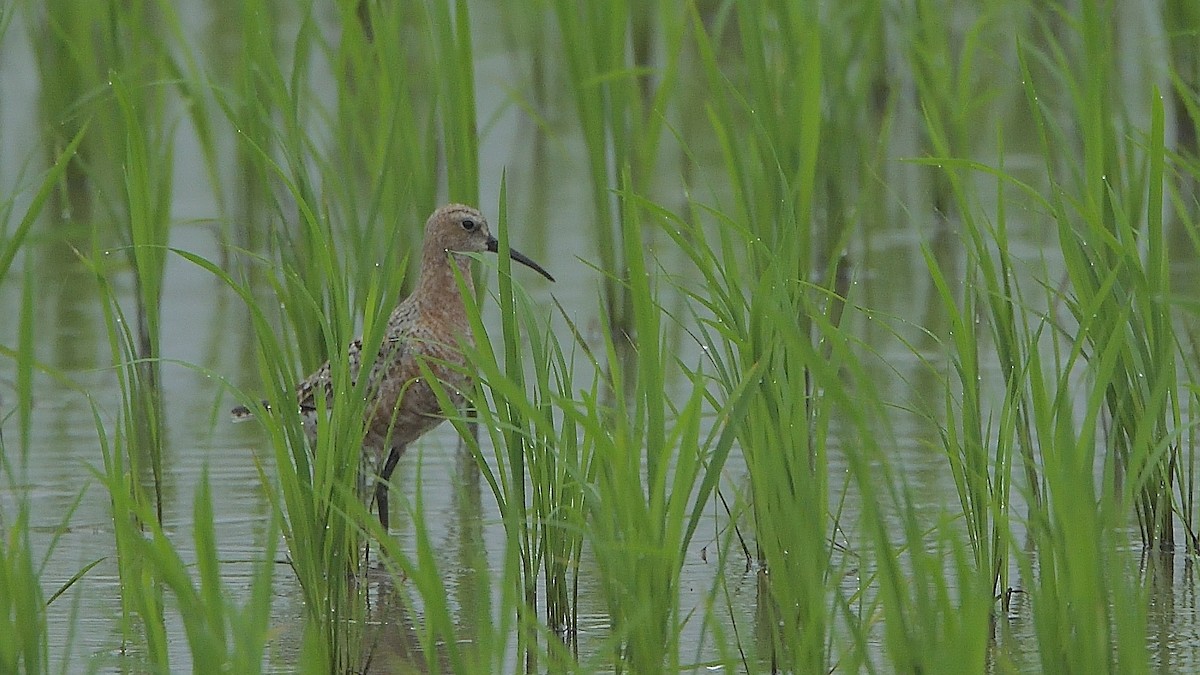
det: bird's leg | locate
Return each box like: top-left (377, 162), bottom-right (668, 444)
top-left (375, 445), bottom-right (404, 531)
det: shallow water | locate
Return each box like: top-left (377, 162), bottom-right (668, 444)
top-left (2, 1), bottom-right (1200, 672)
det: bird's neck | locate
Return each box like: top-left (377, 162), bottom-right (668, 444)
top-left (407, 249), bottom-right (474, 321)
top-left (416, 247), bottom-right (474, 292)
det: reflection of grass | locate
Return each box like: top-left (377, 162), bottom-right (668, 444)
top-left (2, 0), bottom-right (1200, 672)
top-left (0, 258), bottom-right (49, 673)
top-left (0, 116), bottom-right (88, 672)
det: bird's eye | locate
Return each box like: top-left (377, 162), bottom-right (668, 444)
top-left (461, 219), bottom-right (477, 231)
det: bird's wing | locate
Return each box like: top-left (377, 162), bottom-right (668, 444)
top-left (296, 336), bottom-right (410, 414)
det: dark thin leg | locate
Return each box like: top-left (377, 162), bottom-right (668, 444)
top-left (375, 445), bottom-right (403, 531)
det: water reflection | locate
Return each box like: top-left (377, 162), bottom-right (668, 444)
top-left (1145, 550), bottom-right (1199, 671)
top-left (360, 564), bottom-right (442, 674)
top-left (3, 1), bottom-right (1200, 672)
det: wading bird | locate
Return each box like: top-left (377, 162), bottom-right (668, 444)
top-left (233, 204), bottom-right (554, 529)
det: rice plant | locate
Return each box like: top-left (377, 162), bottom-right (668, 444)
top-left (3, 0), bottom-right (1200, 672)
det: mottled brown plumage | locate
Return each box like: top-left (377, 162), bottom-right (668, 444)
top-left (233, 204), bottom-right (554, 529)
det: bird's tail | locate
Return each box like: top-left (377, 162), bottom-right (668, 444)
top-left (230, 400), bottom-right (270, 422)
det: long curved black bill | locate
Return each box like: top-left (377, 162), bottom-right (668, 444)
top-left (487, 237), bottom-right (555, 282)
